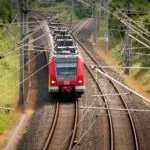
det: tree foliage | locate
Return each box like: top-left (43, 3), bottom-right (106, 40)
top-left (109, 0), bottom-right (150, 73)
top-left (74, 2), bottom-right (92, 19)
top-left (0, 0), bottom-right (11, 23)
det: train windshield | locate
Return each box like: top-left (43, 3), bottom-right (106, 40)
top-left (56, 58), bottom-right (77, 80)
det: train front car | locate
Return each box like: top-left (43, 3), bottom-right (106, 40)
top-left (49, 55), bottom-right (85, 94)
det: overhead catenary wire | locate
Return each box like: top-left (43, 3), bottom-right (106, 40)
top-left (59, 53), bottom-right (146, 150)
top-left (71, 14), bottom-right (149, 102)
top-left (93, 67), bottom-right (150, 103)
top-left (130, 52), bottom-right (150, 56)
top-left (93, 65), bottom-right (150, 70)
top-left (0, 14), bottom-right (78, 59)
top-left (0, 17), bottom-right (77, 79)
top-left (15, 17), bottom-right (146, 149)
top-left (0, 20), bottom-right (51, 26)
top-left (115, 7), bottom-right (150, 37)
top-left (104, 0), bottom-right (150, 39)
top-left (90, 92), bottom-right (130, 97)
top-left (1, 28), bottom-right (50, 58)
top-left (128, 34), bottom-right (150, 49)
top-left (59, 96), bottom-right (107, 150)
top-left (82, 0), bottom-right (150, 63)
top-left (77, 0), bottom-right (150, 46)
top-left (58, 21), bottom-right (140, 149)
top-left (0, 22), bottom-right (46, 58)
top-left (0, 20), bottom-right (81, 100)
top-left (14, 6), bottom-right (150, 149)
top-left (79, 106), bottom-right (150, 113)
top-left (121, 19), bottom-right (150, 44)
top-left (0, 59), bottom-right (49, 100)
top-left (3, 50), bottom-right (43, 59)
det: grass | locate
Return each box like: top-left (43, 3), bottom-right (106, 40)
top-left (131, 63), bottom-right (150, 92)
top-left (0, 111), bottom-right (14, 133)
top-left (110, 42), bottom-right (124, 65)
top-left (0, 24), bottom-right (20, 134)
top-left (97, 22), bottom-right (106, 50)
top-left (97, 21), bottom-right (150, 92)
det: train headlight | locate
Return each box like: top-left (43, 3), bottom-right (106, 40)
top-left (51, 80), bottom-right (56, 84)
top-left (78, 80), bottom-right (82, 84)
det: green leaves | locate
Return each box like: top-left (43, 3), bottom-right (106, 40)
top-left (74, 2), bottom-right (92, 19)
top-left (0, 0), bottom-right (11, 23)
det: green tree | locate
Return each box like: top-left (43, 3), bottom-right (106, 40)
top-left (0, 0), bottom-right (11, 23)
top-left (74, 2), bottom-right (92, 19)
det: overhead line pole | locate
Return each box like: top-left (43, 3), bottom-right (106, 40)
top-left (19, 2), bottom-right (25, 111)
top-left (19, 0), bottom-right (28, 112)
top-left (105, 0), bottom-right (109, 52)
top-left (70, 0), bottom-right (74, 28)
top-left (95, 1), bottom-right (98, 43)
top-left (124, 2), bottom-right (131, 75)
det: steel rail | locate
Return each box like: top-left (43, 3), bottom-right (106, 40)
top-left (73, 33), bottom-right (139, 150)
top-left (103, 69), bottom-right (139, 150)
top-left (72, 27), bottom-right (113, 149)
top-left (68, 100), bottom-right (79, 150)
top-left (25, 10), bottom-right (139, 149)
top-left (29, 12), bottom-right (59, 150)
top-left (85, 63), bottom-right (114, 150)
top-left (33, 11), bottom-right (80, 150)
top-left (43, 101), bottom-right (59, 150)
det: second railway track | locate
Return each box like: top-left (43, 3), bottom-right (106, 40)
top-left (72, 23), bottom-right (139, 150)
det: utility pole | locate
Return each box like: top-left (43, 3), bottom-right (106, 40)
top-left (95, 1), bottom-right (98, 43)
top-left (19, 0), bottom-right (28, 112)
top-left (70, 0), bottom-right (74, 28)
top-left (94, 0), bottom-right (99, 43)
top-left (105, 0), bottom-right (109, 52)
top-left (19, 2), bottom-right (24, 111)
top-left (23, 2), bottom-right (28, 65)
top-left (52, 0), bottom-right (54, 16)
top-left (124, 2), bottom-right (131, 75)
top-left (99, 0), bottom-right (102, 19)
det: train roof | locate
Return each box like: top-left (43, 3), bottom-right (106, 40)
top-left (51, 55), bottom-right (79, 58)
top-left (49, 22), bottom-right (64, 27)
top-left (49, 21), bottom-right (79, 56)
top-left (55, 39), bottom-right (73, 42)
top-left (54, 46), bottom-right (78, 55)
top-left (55, 35), bottom-right (72, 39)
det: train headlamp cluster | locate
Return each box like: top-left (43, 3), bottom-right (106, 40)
top-left (78, 80), bottom-right (82, 84)
top-left (51, 80), bottom-right (56, 84)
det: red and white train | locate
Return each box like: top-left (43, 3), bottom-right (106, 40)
top-left (44, 21), bottom-right (85, 93)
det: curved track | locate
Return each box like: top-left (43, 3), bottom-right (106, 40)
top-left (29, 11), bottom-right (80, 150)
top-left (72, 24), bottom-right (139, 150)
top-left (26, 11), bottom-right (139, 150)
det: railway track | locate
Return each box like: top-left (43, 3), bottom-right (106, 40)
top-left (72, 23), bottom-right (139, 150)
top-left (25, 11), bottom-right (139, 149)
top-left (28, 12), bottom-right (80, 149)
top-left (42, 98), bottom-right (79, 150)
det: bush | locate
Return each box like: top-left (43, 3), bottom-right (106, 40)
top-left (74, 2), bottom-right (92, 19)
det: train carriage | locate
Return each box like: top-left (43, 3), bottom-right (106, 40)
top-left (45, 21), bottom-right (85, 94)
top-left (49, 55), bottom-right (85, 93)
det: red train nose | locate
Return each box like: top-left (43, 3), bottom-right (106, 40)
top-left (61, 86), bottom-right (73, 93)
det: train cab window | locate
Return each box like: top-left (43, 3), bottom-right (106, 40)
top-left (56, 58), bottom-right (77, 80)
